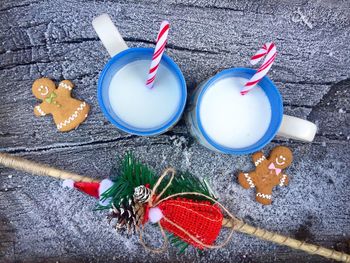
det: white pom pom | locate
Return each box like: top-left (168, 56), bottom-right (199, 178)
top-left (99, 179), bottom-right (114, 197)
top-left (62, 179), bottom-right (74, 189)
top-left (99, 197), bottom-right (112, 206)
top-left (98, 179), bottom-right (114, 206)
top-left (148, 207), bottom-right (163, 223)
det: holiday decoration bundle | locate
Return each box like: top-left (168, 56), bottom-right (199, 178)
top-left (0, 152), bottom-right (349, 262)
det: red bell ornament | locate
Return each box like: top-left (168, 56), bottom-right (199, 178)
top-left (148, 198), bottom-right (223, 249)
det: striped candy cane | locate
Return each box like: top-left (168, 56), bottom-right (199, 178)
top-left (241, 42), bottom-right (277, 95)
top-left (146, 21), bottom-right (170, 89)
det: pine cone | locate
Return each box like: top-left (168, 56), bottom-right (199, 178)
top-left (133, 185), bottom-right (151, 204)
top-left (107, 198), bottom-right (145, 234)
top-left (133, 201), bottom-right (145, 225)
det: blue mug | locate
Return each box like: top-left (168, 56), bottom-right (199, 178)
top-left (187, 68), bottom-right (317, 155)
top-left (93, 14), bottom-right (186, 136)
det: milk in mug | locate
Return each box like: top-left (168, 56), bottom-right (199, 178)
top-left (93, 14), bottom-right (186, 136)
top-left (199, 76), bottom-right (271, 148)
top-left (187, 68), bottom-right (317, 155)
top-left (108, 60), bottom-right (182, 130)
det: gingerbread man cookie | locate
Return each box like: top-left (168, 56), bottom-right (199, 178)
top-left (33, 78), bottom-right (90, 132)
top-left (238, 146), bottom-right (293, 205)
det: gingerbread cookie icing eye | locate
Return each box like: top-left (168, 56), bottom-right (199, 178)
top-left (38, 85), bottom-right (49, 96)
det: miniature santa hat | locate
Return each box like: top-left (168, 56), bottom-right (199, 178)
top-left (62, 179), bottom-right (114, 206)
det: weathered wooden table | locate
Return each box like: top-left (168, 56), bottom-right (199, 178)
top-left (0, 0), bottom-right (349, 262)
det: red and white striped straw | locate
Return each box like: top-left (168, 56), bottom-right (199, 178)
top-left (146, 21), bottom-right (170, 89)
top-left (241, 42), bottom-right (277, 95)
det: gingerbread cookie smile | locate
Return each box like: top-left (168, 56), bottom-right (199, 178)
top-left (38, 85), bottom-right (49, 96)
top-left (275, 155), bottom-right (287, 166)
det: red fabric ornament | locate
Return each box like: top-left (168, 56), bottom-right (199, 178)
top-left (74, 182), bottom-right (100, 198)
top-left (158, 198), bottom-right (223, 249)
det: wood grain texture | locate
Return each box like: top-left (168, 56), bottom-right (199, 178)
top-left (0, 0), bottom-right (349, 262)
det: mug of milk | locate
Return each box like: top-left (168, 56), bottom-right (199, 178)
top-left (92, 14), bottom-right (187, 136)
top-left (187, 68), bottom-right (317, 155)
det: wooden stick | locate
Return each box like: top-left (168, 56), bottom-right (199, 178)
top-left (0, 152), bottom-right (100, 183)
top-left (222, 218), bottom-right (350, 262)
top-left (0, 153), bottom-right (348, 262)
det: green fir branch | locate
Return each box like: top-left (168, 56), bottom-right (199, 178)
top-left (99, 152), bottom-right (215, 211)
top-left (98, 152), bottom-right (159, 210)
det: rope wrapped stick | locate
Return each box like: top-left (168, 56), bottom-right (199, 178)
top-left (0, 152), bottom-right (349, 262)
top-left (0, 152), bottom-right (99, 183)
top-left (222, 218), bottom-right (350, 262)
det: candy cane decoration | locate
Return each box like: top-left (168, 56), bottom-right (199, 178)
top-left (146, 21), bottom-right (170, 89)
top-left (241, 42), bottom-right (277, 95)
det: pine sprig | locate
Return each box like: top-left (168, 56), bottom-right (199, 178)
top-left (98, 152), bottom-right (159, 210)
top-left (161, 171), bottom-right (213, 200)
top-left (167, 233), bottom-right (190, 253)
top-left (99, 153), bottom-right (215, 210)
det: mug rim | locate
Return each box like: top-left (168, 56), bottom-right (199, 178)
top-left (97, 47), bottom-right (187, 136)
top-left (196, 67), bottom-right (283, 155)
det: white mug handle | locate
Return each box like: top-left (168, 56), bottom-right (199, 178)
top-left (277, 115), bottom-right (317, 142)
top-left (92, 14), bottom-right (128, 57)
